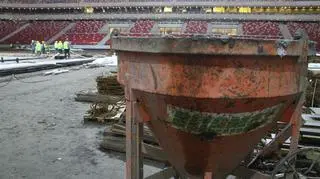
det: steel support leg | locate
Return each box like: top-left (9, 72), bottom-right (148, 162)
top-left (126, 87), bottom-right (143, 179)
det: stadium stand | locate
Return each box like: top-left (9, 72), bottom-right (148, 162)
top-left (58, 20), bottom-right (106, 45)
top-left (184, 21), bottom-right (208, 34)
top-left (0, 20), bottom-right (26, 39)
top-left (242, 21), bottom-right (281, 37)
top-left (4, 21), bottom-right (69, 44)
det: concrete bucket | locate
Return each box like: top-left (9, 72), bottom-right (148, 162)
top-left (112, 34), bottom-right (312, 178)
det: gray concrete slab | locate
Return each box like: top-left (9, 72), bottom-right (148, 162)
top-left (0, 67), bottom-right (161, 179)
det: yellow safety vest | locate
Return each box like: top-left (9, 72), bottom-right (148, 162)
top-left (58, 42), bottom-right (63, 49)
top-left (35, 43), bottom-right (42, 51)
top-left (63, 41), bottom-right (70, 50)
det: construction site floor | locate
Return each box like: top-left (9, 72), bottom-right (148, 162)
top-left (0, 67), bottom-right (161, 179)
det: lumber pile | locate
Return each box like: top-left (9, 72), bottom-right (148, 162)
top-left (96, 75), bottom-right (124, 96)
top-left (76, 74), bottom-right (125, 123)
top-left (306, 70), bottom-right (320, 107)
top-left (100, 122), bottom-right (167, 162)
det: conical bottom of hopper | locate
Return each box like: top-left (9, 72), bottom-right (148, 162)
top-left (135, 91), bottom-right (297, 178)
top-left (147, 120), bottom-right (275, 178)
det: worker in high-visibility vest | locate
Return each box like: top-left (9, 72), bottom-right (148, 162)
top-left (44, 42), bottom-right (49, 54)
top-left (54, 41), bottom-right (59, 53)
top-left (30, 40), bottom-right (36, 54)
top-left (63, 40), bottom-right (70, 59)
top-left (58, 41), bottom-right (63, 54)
top-left (35, 41), bottom-right (42, 55)
top-left (41, 41), bottom-right (46, 54)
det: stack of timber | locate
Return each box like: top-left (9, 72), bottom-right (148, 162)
top-left (101, 122), bottom-right (168, 162)
top-left (96, 75), bottom-right (124, 96)
top-left (75, 74), bottom-right (125, 123)
top-left (306, 63), bottom-right (320, 107)
top-left (300, 114), bottom-right (320, 146)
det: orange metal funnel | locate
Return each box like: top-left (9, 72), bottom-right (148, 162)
top-left (113, 35), bottom-right (311, 178)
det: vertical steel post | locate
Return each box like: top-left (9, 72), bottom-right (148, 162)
top-left (126, 87), bottom-right (143, 179)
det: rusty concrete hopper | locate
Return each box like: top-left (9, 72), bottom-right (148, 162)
top-left (112, 35), bottom-right (311, 178)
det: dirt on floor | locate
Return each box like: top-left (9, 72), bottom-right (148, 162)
top-left (0, 67), bottom-right (161, 179)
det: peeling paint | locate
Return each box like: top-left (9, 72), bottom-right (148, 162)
top-left (167, 103), bottom-right (284, 137)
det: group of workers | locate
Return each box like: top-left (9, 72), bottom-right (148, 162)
top-left (54, 40), bottom-right (71, 59)
top-left (31, 40), bottom-right (48, 55)
top-left (30, 40), bottom-right (71, 59)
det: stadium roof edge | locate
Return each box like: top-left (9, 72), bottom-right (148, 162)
top-left (1, 13), bottom-right (319, 22)
top-left (1, 1), bottom-right (320, 8)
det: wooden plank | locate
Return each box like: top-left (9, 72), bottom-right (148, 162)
top-left (113, 123), bottom-right (153, 135)
top-left (232, 166), bottom-right (270, 179)
top-left (300, 128), bottom-right (320, 136)
top-left (145, 167), bottom-right (177, 179)
top-left (100, 135), bottom-right (167, 162)
top-left (110, 128), bottom-right (158, 144)
top-left (247, 123), bottom-right (292, 167)
top-left (75, 91), bottom-right (123, 104)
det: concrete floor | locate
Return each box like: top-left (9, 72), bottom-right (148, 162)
top-left (0, 67), bottom-right (161, 179)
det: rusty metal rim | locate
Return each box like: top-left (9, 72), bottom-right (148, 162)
top-left (117, 33), bottom-right (285, 40)
top-left (112, 35), bottom-right (307, 56)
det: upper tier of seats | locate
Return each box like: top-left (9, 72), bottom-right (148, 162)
top-left (0, 21), bottom-right (25, 40)
top-left (184, 21), bottom-right (208, 34)
top-left (4, 21), bottom-right (69, 44)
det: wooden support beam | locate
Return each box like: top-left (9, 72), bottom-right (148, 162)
top-left (126, 87), bottom-right (143, 179)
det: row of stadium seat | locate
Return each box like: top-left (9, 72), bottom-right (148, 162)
top-left (0, 20), bottom-right (319, 50)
